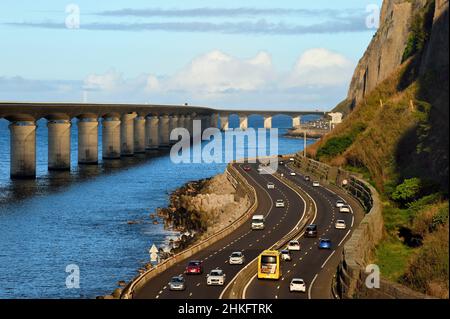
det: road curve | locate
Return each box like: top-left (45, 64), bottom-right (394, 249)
top-left (134, 162), bottom-right (306, 299)
top-left (242, 163), bottom-right (361, 299)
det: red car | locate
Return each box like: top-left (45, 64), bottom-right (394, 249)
top-left (185, 260), bottom-right (203, 275)
top-left (243, 165), bottom-right (251, 172)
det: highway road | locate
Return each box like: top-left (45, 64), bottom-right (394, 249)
top-left (241, 163), bottom-right (360, 299)
top-left (134, 161), bottom-right (307, 299)
top-left (133, 160), bottom-right (362, 299)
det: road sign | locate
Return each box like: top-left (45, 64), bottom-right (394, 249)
top-left (149, 244), bottom-right (159, 263)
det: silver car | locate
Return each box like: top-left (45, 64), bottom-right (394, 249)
top-left (169, 275), bottom-right (186, 291)
top-left (229, 252), bottom-right (245, 265)
top-left (207, 269), bottom-right (226, 286)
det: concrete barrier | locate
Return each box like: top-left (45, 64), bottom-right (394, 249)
top-left (120, 163), bottom-right (258, 299)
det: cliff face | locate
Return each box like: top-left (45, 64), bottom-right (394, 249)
top-left (346, 0), bottom-right (448, 109)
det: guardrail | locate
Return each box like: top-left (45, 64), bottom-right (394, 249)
top-left (120, 163), bottom-right (258, 299)
top-left (291, 155), bottom-right (384, 299)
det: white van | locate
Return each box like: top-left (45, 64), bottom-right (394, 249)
top-left (251, 215), bottom-right (265, 230)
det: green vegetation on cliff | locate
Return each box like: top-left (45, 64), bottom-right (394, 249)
top-left (306, 0), bottom-right (448, 298)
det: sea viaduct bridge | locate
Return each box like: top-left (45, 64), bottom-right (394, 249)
top-left (0, 102), bottom-right (326, 179)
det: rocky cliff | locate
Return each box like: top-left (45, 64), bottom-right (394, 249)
top-left (342, 0), bottom-right (448, 112)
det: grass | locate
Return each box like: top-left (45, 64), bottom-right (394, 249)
top-left (375, 238), bottom-right (416, 282)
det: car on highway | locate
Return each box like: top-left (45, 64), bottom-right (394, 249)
top-left (279, 161), bottom-right (285, 166)
top-left (335, 220), bottom-right (347, 230)
top-left (312, 181), bottom-right (320, 187)
top-left (267, 182), bottom-right (275, 189)
top-left (185, 260), bottom-right (203, 275)
top-left (339, 205), bottom-right (351, 213)
top-left (243, 165), bottom-right (251, 172)
top-left (251, 215), bottom-right (265, 230)
top-left (275, 200), bottom-right (285, 208)
top-left (304, 175), bottom-right (311, 181)
top-left (335, 199), bottom-right (346, 208)
top-left (289, 158), bottom-right (295, 162)
top-left (229, 252), bottom-right (245, 265)
top-left (206, 269), bottom-right (226, 286)
top-left (290, 278), bottom-right (306, 293)
top-left (257, 167), bottom-right (263, 172)
top-left (287, 240), bottom-right (301, 251)
top-left (290, 171), bottom-right (297, 176)
top-left (280, 249), bottom-right (292, 261)
top-left (318, 239), bottom-right (332, 250)
top-left (305, 224), bottom-right (318, 238)
top-left (169, 275), bottom-right (186, 291)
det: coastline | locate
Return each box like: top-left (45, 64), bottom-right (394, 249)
top-left (103, 170), bottom-right (250, 299)
top-left (284, 127), bottom-right (328, 139)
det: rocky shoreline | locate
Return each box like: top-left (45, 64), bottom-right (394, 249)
top-left (284, 127), bottom-right (327, 139)
top-left (101, 171), bottom-right (250, 299)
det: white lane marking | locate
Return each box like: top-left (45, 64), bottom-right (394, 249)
top-left (221, 164), bottom-right (308, 300)
top-left (351, 215), bottom-right (355, 227)
top-left (242, 274), bottom-right (257, 300)
top-left (196, 283), bottom-right (201, 287)
top-left (189, 292), bottom-right (193, 297)
top-left (321, 250), bottom-right (336, 269)
top-left (338, 229), bottom-right (352, 247)
top-left (308, 274), bottom-right (318, 299)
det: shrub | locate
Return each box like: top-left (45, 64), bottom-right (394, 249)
top-left (391, 178), bottom-right (422, 204)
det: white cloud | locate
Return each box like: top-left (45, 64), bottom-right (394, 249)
top-left (166, 50), bottom-right (275, 95)
top-left (1, 49), bottom-right (354, 109)
top-left (284, 48), bottom-right (354, 88)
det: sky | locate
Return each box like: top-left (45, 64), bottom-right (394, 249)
top-left (0, 0), bottom-right (382, 111)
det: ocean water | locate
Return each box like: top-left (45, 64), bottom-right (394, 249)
top-left (0, 115), bottom-right (316, 298)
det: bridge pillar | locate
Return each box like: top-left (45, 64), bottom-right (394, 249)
top-left (211, 113), bottom-right (219, 128)
top-left (102, 117), bottom-right (121, 159)
top-left (183, 115), bottom-right (191, 136)
top-left (159, 114), bottom-right (170, 147)
top-left (264, 116), bottom-right (272, 129)
top-left (239, 115), bottom-right (248, 131)
top-left (169, 115), bottom-right (179, 145)
top-left (121, 113), bottom-right (137, 156)
top-left (134, 116), bottom-right (146, 153)
top-left (201, 115), bottom-right (211, 133)
top-left (48, 120), bottom-right (71, 171)
top-left (220, 115), bottom-right (229, 131)
top-left (78, 118), bottom-right (98, 164)
top-left (9, 121), bottom-right (37, 179)
top-left (292, 116), bottom-right (301, 128)
top-left (145, 115), bottom-right (159, 150)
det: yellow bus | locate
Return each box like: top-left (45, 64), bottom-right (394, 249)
top-left (257, 250), bottom-right (281, 280)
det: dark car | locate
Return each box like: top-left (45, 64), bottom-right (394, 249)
top-left (185, 260), bottom-right (203, 275)
top-left (243, 165), bottom-right (251, 172)
top-left (318, 239), bottom-right (332, 250)
top-left (304, 175), bottom-right (311, 181)
top-left (305, 224), bottom-right (318, 238)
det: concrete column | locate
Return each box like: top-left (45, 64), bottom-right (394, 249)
top-left (264, 116), bottom-right (272, 129)
top-left (120, 113), bottom-right (136, 156)
top-left (48, 120), bottom-right (71, 171)
top-left (239, 115), bottom-right (248, 131)
top-left (211, 113), bottom-right (219, 128)
top-left (145, 115), bottom-right (159, 150)
top-left (201, 115), bottom-right (211, 132)
top-left (78, 118), bottom-right (98, 164)
top-left (169, 115), bottom-right (179, 145)
top-left (102, 117), bottom-right (121, 159)
top-left (184, 115), bottom-right (192, 136)
top-left (9, 121), bottom-right (36, 179)
top-left (220, 115), bottom-right (229, 131)
top-left (159, 115), bottom-right (170, 147)
top-left (134, 116), bottom-right (146, 153)
top-left (292, 116), bottom-right (301, 128)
